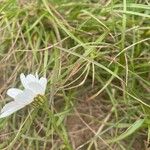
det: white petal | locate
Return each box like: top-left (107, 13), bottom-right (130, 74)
top-left (26, 74), bottom-right (38, 83)
top-left (27, 82), bottom-right (44, 95)
top-left (7, 88), bottom-right (23, 98)
top-left (39, 77), bottom-right (47, 93)
top-left (0, 101), bottom-right (25, 118)
top-left (20, 73), bottom-right (38, 89)
top-left (20, 73), bottom-right (28, 89)
top-left (20, 73), bottom-right (47, 95)
top-left (15, 89), bottom-right (35, 104)
top-left (35, 72), bottom-right (39, 79)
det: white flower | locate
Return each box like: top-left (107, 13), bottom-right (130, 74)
top-left (0, 73), bottom-right (47, 118)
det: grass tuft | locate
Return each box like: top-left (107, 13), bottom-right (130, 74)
top-left (0, 0), bottom-right (150, 149)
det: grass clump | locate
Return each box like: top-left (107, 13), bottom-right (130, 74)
top-left (0, 0), bottom-right (150, 149)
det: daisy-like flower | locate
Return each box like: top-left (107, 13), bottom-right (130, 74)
top-left (0, 73), bottom-right (47, 118)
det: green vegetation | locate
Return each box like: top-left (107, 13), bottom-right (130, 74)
top-left (0, 0), bottom-right (150, 149)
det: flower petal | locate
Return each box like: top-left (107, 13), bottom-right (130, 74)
top-left (7, 88), bottom-right (23, 99)
top-left (0, 101), bottom-right (25, 118)
top-left (20, 73), bottom-right (28, 89)
top-left (15, 89), bottom-right (35, 104)
top-left (27, 82), bottom-right (44, 95)
top-left (20, 73), bottom-right (47, 95)
top-left (39, 77), bottom-right (47, 93)
top-left (35, 72), bottom-right (39, 79)
top-left (26, 74), bottom-right (38, 83)
top-left (20, 73), bottom-right (38, 89)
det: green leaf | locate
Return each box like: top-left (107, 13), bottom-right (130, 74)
top-left (107, 119), bottom-right (144, 143)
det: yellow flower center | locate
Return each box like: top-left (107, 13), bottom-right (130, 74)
top-left (32, 94), bottom-right (46, 108)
